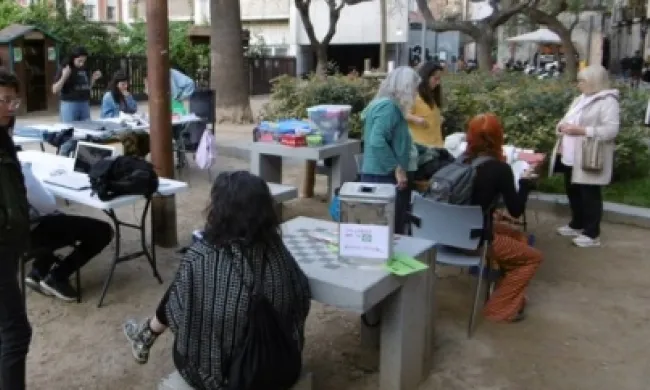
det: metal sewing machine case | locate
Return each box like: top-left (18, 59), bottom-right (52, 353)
top-left (338, 182), bottom-right (396, 264)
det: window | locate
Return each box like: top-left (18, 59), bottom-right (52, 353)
top-left (272, 47), bottom-right (289, 57)
top-left (83, 4), bottom-right (95, 20)
top-left (106, 5), bottom-right (116, 21)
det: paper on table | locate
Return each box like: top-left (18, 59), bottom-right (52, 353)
top-left (511, 160), bottom-right (531, 191)
top-left (384, 253), bottom-right (429, 276)
top-left (339, 223), bottom-right (390, 260)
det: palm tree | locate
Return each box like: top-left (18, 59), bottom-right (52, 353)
top-left (209, 0), bottom-right (253, 123)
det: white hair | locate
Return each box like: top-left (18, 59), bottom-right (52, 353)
top-left (578, 65), bottom-right (611, 93)
top-left (374, 66), bottom-right (421, 113)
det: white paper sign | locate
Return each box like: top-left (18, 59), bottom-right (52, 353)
top-left (338, 223), bottom-right (390, 260)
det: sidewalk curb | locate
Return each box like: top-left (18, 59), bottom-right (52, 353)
top-left (528, 193), bottom-right (650, 229)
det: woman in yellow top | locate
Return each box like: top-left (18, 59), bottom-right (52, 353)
top-left (407, 61), bottom-right (444, 147)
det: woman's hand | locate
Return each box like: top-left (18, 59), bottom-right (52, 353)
top-left (407, 113), bottom-right (427, 126)
top-left (61, 65), bottom-right (72, 80)
top-left (414, 116), bottom-right (427, 126)
top-left (395, 167), bottom-right (408, 189)
top-left (91, 70), bottom-right (102, 81)
top-left (559, 123), bottom-right (586, 136)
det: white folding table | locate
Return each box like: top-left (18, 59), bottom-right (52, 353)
top-left (18, 150), bottom-right (189, 307)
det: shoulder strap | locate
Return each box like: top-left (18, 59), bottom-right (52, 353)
top-left (470, 155), bottom-right (494, 167)
top-left (454, 154), bottom-right (493, 167)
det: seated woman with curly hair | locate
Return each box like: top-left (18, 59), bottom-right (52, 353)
top-left (122, 171), bottom-right (312, 389)
top-left (466, 113), bottom-right (543, 323)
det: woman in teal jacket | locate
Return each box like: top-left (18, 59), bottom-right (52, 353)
top-left (360, 66), bottom-right (420, 234)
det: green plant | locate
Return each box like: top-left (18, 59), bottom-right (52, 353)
top-left (115, 21), bottom-right (209, 77)
top-left (261, 74), bottom-right (379, 138)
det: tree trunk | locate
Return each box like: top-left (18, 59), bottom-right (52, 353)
top-left (315, 44), bottom-right (328, 76)
top-left (210, 0), bottom-right (253, 124)
top-left (476, 34), bottom-right (494, 72)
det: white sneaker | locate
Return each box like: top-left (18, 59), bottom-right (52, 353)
top-left (557, 225), bottom-right (580, 237)
top-left (573, 234), bottom-right (601, 248)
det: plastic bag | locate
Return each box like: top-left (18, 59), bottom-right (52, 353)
top-left (195, 129), bottom-right (216, 170)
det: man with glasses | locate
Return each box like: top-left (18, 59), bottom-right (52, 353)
top-left (0, 68), bottom-right (32, 390)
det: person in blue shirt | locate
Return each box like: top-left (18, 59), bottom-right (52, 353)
top-left (100, 71), bottom-right (138, 118)
top-left (144, 68), bottom-right (196, 107)
top-left (360, 66), bottom-right (420, 234)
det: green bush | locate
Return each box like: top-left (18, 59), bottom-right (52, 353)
top-left (261, 74), bottom-right (380, 138)
top-left (263, 72), bottom-right (650, 184)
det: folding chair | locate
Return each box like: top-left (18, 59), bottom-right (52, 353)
top-left (411, 194), bottom-right (491, 337)
top-left (19, 246), bottom-right (82, 305)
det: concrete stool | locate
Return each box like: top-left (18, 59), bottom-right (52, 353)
top-left (158, 370), bottom-right (313, 390)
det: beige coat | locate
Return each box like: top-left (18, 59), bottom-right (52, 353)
top-left (548, 90), bottom-right (620, 185)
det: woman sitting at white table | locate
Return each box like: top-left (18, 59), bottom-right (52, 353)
top-left (22, 163), bottom-right (114, 302)
top-left (100, 71), bottom-right (138, 119)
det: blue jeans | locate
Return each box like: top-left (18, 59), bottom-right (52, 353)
top-left (59, 101), bottom-right (91, 156)
top-left (60, 100), bottom-right (90, 122)
top-left (0, 250), bottom-right (32, 390)
top-left (360, 173), bottom-right (412, 235)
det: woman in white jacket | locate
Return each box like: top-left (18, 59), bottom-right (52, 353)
top-left (549, 65), bottom-right (620, 248)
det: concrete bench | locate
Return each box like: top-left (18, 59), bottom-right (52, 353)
top-left (268, 182), bottom-right (298, 219)
top-left (158, 370), bottom-right (313, 390)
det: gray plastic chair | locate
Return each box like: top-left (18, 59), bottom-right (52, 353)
top-left (411, 194), bottom-right (490, 337)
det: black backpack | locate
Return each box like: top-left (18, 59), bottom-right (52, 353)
top-left (89, 156), bottom-right (159, 201)
top-left (226, 256), bottom-right (302, 390)
top-left (0, 150), bottom-right (31, 250)
top-left (427, 154), bottom-right (493, 205)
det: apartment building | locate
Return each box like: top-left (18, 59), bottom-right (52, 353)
top-left (608, 0), bottom-right (649, 70)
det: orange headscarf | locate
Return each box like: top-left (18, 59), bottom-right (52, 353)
top-left (466, 113), bottom-right (505, 161)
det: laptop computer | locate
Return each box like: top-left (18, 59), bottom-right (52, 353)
top-left (44, 142), bottom-right (117, 190)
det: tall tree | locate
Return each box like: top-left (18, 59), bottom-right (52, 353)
top-left (416, 0), bottom-right (537, 71)
top-left (525, 0), bottom-right (609, 80)
top-left (210, 0), bottom-right (253, 123)
top-left (294, 0), bottom-right (346, 75)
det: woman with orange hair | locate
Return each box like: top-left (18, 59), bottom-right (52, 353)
top-left (465, 113), bottom-right (543, 323)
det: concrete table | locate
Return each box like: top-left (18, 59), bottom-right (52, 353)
top-left (249, 139), bottom-right (361, 199)
top-left (282, 217), bottom-right (437, 390)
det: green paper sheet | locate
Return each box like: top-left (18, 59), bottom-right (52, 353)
top-left (384, 253), bottom-right (429, 276)
top-left (326, 245), bottom-right (428, 276)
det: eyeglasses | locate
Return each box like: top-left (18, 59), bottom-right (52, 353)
top-left (0, 97), bottom-right (21, 109)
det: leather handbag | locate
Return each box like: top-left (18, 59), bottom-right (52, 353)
top-left (581, 137), bottom-right (604, 172)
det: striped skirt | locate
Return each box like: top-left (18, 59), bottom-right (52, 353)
top-left (483, 222), bottom-right (543, 322)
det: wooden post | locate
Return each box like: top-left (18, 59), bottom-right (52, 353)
top-left (301, 161), bottom-right (316, 198)
top-left (146, 0), bottom-right (178, 248)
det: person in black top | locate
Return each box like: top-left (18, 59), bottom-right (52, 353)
top-left (0, 68), bottom-right (32, 390)
top-left (51, 47), bottom-right (102, 155)
top-left (51, 47), bottom-right (101, 122)
top-left (630, 50), bottom-right (644, 88)
top-left (466, 113), bottom-right (543, 323)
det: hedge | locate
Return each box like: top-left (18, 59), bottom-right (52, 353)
top-left (262, 72), bottom-right (650, 185)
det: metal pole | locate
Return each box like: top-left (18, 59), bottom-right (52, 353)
top-left (380, 0), bottom-right (387, 71)
top-left (146, 0), bottom-right (178, 247)
top-left (420, 20), bottom-right (426, 58)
